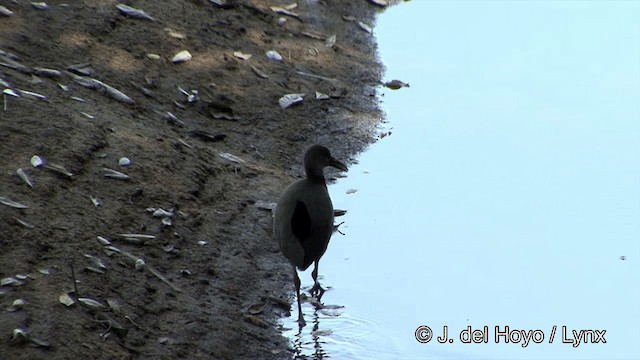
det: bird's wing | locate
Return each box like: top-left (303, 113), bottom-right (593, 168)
top-left (291, 200), bottom-right (312, 242)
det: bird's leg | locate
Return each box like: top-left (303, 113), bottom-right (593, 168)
top-left (293, 266), bottom-right (306, 327)
top-left (309, 260), bottom-right (326, 300)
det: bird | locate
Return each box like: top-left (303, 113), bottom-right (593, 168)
top-left (273, 144), bottom-right (348, 326)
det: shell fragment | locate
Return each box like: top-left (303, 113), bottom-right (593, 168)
top-left (118, 157), bottom-right (131, 166)
top-left (17, 89), bottom-right (47, 101)
top-left (101, 82), bottom-right (135, 104)
top-left (1, 277), bottom-right (24, 286)
top-left (358, 21), bottom-right (373, 34)
top-left (219, 153), bottom-right (245, 164)
top-left (116, 4), bottom-right (156, 22)
top-left (34, 68), bottom-right (61, 77)
top-left (172, 50), bottom-right (192, 64)
top-left (250, 65), bottom-right (268, 79)
top-left (78, 297), bottom-right (105, 310)
top-left (279, 93), bottom-right (305, 109)
top-left (31, 155), bottom-right (45, 168)
top-left (44, 163), bottom-right (73, 177)
top-left (270, 6), bottom-right (299, 19)
top-left (266, 50), bottom-right (283, 62)
top-left (90, 195), bottom-right (101, 206)
top-left (325, 34), bottom-right (337, 48)
top-left (315, 91), bottom-right (330, 100)
top-left (31, 2), bottom-right (49, 10)
top-left (153, 208), bottom-right (174, 218)
top-left (97, 236), bottom-right (112, 246)
top-left (0, 5), bottom-right (14, 16)
top-left (16, 168), bottom-right (34, 187)
top-left (233, 51), bottom-right (252, 60)
top-left (0, 197), bottom-right (28, 209)
top-left (59, 293), bottom-right (75, 307)
top-left (68, 73), bottom-right (134, 104)
top-left (102, 167), bottom-right (131, 180)
top-left (3, 89), bottom-right (19, 97)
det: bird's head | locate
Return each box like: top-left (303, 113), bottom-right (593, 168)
top-left (304, 145), bottom-right (348, 179)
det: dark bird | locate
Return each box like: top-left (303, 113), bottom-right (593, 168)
top-left (274, 145), bottom-right (348, 326)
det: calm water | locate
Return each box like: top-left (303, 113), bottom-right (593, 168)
top-left (281, 1), bottom-right (640, 359)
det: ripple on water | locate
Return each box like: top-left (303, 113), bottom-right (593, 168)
top-left (281, 304), bottom-right (401, 360)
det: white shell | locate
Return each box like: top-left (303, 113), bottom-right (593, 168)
top-left (277, 17), bottom-right (287, 26)
top-left (266, 50), bottom-right (283, 62)
top-left (59, 293), bottom-right (75, 307)
top-left (90, 195), bottom-right (101, 206)
top-left (118, 157), bottom-right (131, 166)
top-left (17, 89), bottom-right (47, 101)
top-left (102, 167), bottom-right (130, 180)
top-left (358, 21), bottom-right (373, 34)
top-left (44, 163), bottom-right (73, 177)
top-left (233, 51), bottom-right (252, 60)
top-left (315, 91), bottom-right (330, 100)
top-left (325, 34), bottom-right (336, 48)
top-left (118, 233), bottom-right (156, 240)
top-left (278, 93), bottom-right (305, 109)
top-left (0, 5), bottom-right (14, 16)
top-left (3, 89), bottom-right (19, 97)
top-left (1, 277), bottom-right (24, 286)
top-left (101, 82), bottom-right (134, 104)
top-left (16, 168), bottom-right (34, 188)
top-left (97, 236), bottom-right (112, 245)
top-left (153, 208), bottom-right (173, 218)
top-left (116, 4), bottom-right (156, 21)
top-left (78, 297), bottom-right (105, 309)
top-left (146, 53), bottom-right (161, 60)
top-left (0, 197), bottom-right (29, 209)
top-left (135, 258), bottom-right (146, 271)
top-left (12, 328), bottom-right (27, 339)
top-left (31, 2), bottom-right (49, 10)
top-left (172, 50), bottom-right (192, 64)
top-left (219, 153), bottom-right (245, 164)
top-left (368, 0), bottom-right (388, 7)
top-left (165, 28), bottom-right (186, 39)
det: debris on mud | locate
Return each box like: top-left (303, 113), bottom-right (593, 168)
top-left (0, 0), bottom-right (385, 359)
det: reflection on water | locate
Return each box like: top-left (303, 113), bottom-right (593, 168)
top-left (281, 285), bottom-right (400, 359)
top-left (291, 311), bottom-right (329, 360)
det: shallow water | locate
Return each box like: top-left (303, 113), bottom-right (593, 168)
top-left (280, 1), bottom-right (640, 359)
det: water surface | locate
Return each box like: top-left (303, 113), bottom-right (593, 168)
top-left (282, 2), bottom-right (640, 359)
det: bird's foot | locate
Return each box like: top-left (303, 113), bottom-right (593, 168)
top-left (310, 282), bottom-right (326, 300)
top-left (297, 315), bottom-right (306, 328)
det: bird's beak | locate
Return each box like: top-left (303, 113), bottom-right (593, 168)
top-left (330, 158), bottom-right (348, 172)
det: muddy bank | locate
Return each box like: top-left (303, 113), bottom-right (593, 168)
top-left (0, 1), bottom-right (384, 359)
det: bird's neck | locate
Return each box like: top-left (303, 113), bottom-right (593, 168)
top-left (305, 167), bottom-right (326, 184)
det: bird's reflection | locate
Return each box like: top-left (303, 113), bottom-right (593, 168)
top-left (288, 217), bottom-right (347, 359)
top-left (292, 296), bottom-right (331, 360)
